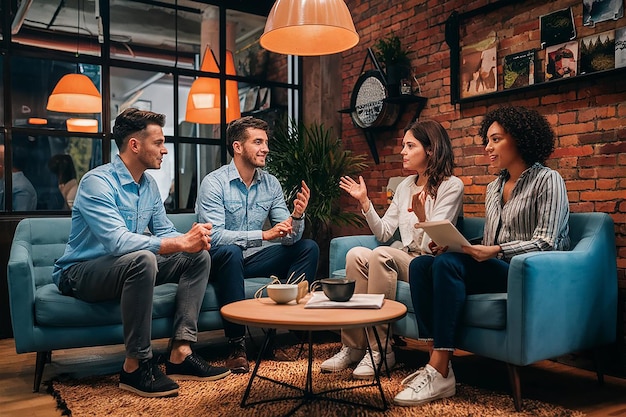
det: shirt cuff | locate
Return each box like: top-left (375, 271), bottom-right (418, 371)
top-left (248, 230), bottom-right (263, 248)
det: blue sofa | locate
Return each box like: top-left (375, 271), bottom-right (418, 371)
top-left (7, 213), bottom-right (273, 392)
top-left (329, 212), bottom-right (618, 410)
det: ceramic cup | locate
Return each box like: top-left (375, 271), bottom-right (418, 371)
top-left (266, 283), bottom-right (299, 304)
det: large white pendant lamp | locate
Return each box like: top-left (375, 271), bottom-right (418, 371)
top-left (260, 0), bottom-right (359, 56)
top-left (46, 73), bottom-right (102, 113)
top-left (185, 48), bottom-right (240, 124)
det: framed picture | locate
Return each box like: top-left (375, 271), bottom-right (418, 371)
top-left (540, 8), bottom-right (576, 48)
top-left (580, 30), bottom-right (615, 74)
top-left (545, 41), bottom-right (579, 81)
top-left (616, 27), bottom-right (626, 69)
top-left (235, 40), bottom-right (269, 78)
top-left (583, 0), bottom-right (624, 27)
top-left (503, 49), bottom-right (536, 89)
top-left (459, 35), bottom-right (498, 99)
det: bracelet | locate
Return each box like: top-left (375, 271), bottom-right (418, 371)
top-left (291, 213), bottom-right (304, 220)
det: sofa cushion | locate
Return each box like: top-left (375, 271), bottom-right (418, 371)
top-left (463, 293), bottom-right (507, 330)
top-left (36, 278), bottom-right (274, 327)
top-left (332, 271), bottom-right (507, 330)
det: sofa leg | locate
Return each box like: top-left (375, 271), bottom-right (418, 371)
top-left (33, 351), bottom-right (50, 392)
top-left (506, 363), bottom-right (522, 411)
top-left (593, 346), bottom-right (606, 386)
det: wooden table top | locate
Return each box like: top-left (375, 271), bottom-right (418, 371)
top-left (220, 297), bottom-right (407, 331)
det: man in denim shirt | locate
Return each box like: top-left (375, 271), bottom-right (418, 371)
top-left (52, 108), bottom-right (230, 398)
top-left (196, 116), bottom-right (319, 373)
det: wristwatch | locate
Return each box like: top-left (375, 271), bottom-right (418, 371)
top-left (496, 247), bottom-right (505, 260)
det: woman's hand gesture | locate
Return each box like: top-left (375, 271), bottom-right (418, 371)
top-left (339, 176), bottom-right (369, 211)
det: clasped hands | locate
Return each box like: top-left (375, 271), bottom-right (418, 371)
top-left (184, 222), bottom-right (213, 252)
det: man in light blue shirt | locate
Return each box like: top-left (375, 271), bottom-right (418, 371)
top-left (196, 116), bottom-right (319, 374)
top-left (52, 108), bottom-right (230, 398)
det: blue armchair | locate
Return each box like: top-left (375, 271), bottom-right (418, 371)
top-left (329, 212), bottom-right (617, 410)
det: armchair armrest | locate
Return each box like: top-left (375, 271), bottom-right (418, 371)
top-left (505, 213), bottom-right (617, 365)
top-left (329, 235), bottom-right (383, 277)
top-left (7, 240), bottom-right (38, 353)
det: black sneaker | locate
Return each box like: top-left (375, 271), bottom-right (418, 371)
top-left (166, 352), bottom-right (231, 381)
top-left (119, 359), bottom-right (179, 398)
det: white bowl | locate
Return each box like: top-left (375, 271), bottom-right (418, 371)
top-left (266, 284), bottom-right (298, 304)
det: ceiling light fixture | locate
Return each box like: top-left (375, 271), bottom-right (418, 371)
top-left (47, 73), bottom-right (103, 113)
top-left (46, 0), bottom-right (102, 114)
top-left (66, 118), bottom-right (99, 133)
top-left (260, 0), bottom-right (359, 56)
top-left (185, 48), bottom-right (240, 124)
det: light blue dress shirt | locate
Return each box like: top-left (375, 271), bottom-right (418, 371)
top-left (52, 155), bottom-right (180, 286)
top-left (195, 160), bottom-right (304, 258)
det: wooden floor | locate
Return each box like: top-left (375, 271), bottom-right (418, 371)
top-left (2, 332), bottom-right (626, 417)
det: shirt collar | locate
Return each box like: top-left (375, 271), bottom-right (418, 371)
top-left (113, 154), bottom-right (143, 186)
top-left (227, 159), bottom-right (264, 184)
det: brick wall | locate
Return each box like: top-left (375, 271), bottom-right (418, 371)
top-left (335, 0), bottom-right (626, 350)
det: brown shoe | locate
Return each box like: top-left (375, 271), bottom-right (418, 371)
top-left (226, 338), bottom-right (249, 374)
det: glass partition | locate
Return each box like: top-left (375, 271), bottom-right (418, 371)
top-left (11, 56), bottom-right (102, 132)
top-left (9, 134), bottom-right (100, 211)
top-left (12, 0), bottom-right (101, 57)
top-left (110, 67), bottom-right (173, 133)
top-left (178, 142), bottom-right (222, 210)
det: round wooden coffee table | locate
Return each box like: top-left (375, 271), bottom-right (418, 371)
top-left (221, 297), bottom-right (407, 416)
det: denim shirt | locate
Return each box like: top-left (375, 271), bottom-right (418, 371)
top-left (195, 160), bottom-right (304, 258)
top-left (52, 155), bottom-right (180, 286)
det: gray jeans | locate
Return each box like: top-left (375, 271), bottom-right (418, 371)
top-left (61, 249), bottom-right (210, 360)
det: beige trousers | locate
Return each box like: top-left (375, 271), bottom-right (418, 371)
top-left (341, 245), bottom-right (418, 352)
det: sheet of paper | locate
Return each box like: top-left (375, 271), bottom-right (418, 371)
top-left (304, 292), bottom-right (385, 309)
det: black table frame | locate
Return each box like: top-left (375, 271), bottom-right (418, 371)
top-left (240, 325), bottom-right (393, 416)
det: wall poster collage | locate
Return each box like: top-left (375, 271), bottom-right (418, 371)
top-left (459, 0), bottom-right (625, 99)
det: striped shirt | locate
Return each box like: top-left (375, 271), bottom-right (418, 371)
top-left (483, 163), bottom-right (570, 261)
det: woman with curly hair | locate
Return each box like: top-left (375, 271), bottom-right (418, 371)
top-left (321, 119), bottom-right (464, 379)
top-left (394, 106), bottom-right (570, 406)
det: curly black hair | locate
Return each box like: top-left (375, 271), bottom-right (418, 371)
top-left (479, 106), bottom-right (555, 166)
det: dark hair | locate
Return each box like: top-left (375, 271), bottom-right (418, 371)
top-left (48, 154), bottom-right (77, 184)
top-left (404, 119), bottom-right (455, 199)
top-left (226, 116), bottom-right (269, 157)
top-left (112, 108), bottom-right (166, 151)
top-left (479, 106), bottom-right (555, 166)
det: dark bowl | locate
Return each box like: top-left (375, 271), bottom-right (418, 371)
top-left (321, 278), bottom-right (356, 302)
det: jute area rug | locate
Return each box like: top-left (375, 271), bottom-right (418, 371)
top-left (47, 342), bottom-right (584, 417)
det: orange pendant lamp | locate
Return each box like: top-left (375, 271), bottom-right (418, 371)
top-left (46, 73), bottom-right (102, 113)
top-left (185, 49), bottom-right (241, 124)
top-left (260, 0), bottom-right (359, 56)
top-left (66, 118), bottom-right (98, 133)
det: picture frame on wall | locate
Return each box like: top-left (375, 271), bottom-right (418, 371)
top-left (616, 27), bottom-right (626, 68)
top-left (459, 34), bottom-right (498, 99)
top-left (580, 30), bottom-right (616, 74)
top-left (503, 49), bottom-right (536, 89)
top-left (583, 0), bottom-right (624, 27)
top-left (545, 41), bottom-right (579, 81)
top-left (540, 7), bottom-right (576, 48)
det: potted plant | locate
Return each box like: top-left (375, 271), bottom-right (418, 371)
top-left (374, 33), bottom-right (412, 94)
top-left (267, 120), bottom-right (369, 275)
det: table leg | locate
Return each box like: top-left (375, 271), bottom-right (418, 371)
top-left (240, 325), bottom-right (392, 415)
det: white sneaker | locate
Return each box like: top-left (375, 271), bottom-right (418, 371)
top-left (352, 349), bottom-right (396, 380)
top-left (393, 363), bottom-right (456, 406)
top-left (320, 345), bottom-right (365, 372)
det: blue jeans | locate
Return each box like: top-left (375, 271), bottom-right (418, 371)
top-left (409, 252), bottom-right (509, 349)
top-left (210, 239), bottom-right (319, 339)
top-left (62, 250), bottom-right (210, 360)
